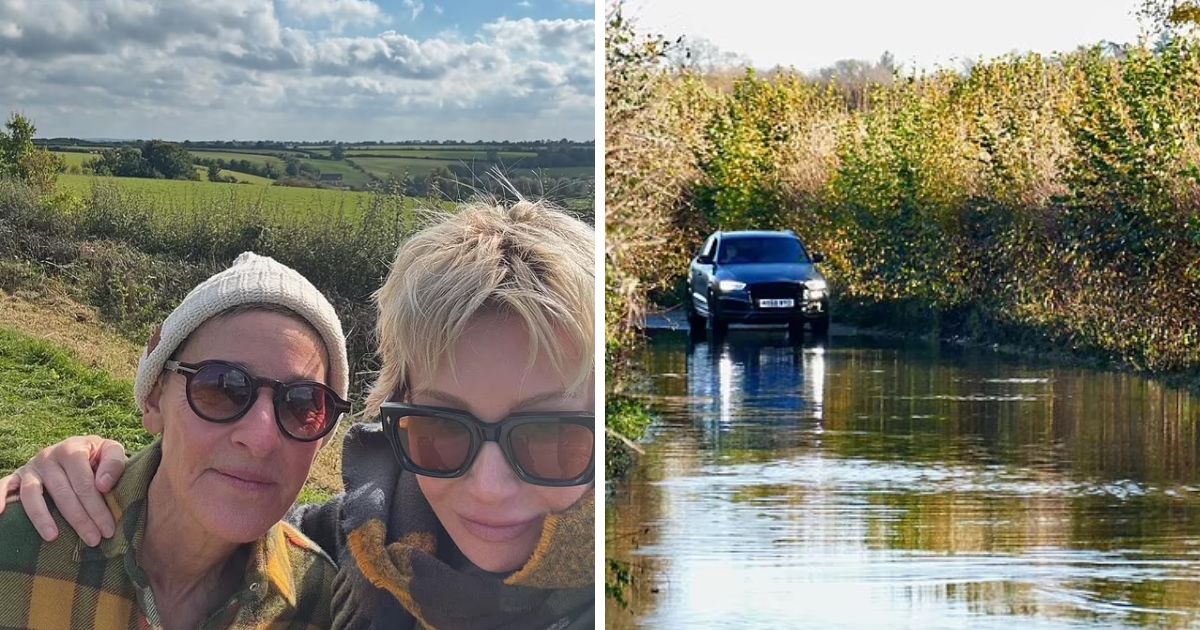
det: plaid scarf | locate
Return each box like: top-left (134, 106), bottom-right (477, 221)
top-left (326, 423), bottom-right (594, 630)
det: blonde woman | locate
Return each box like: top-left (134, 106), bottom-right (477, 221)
top-left (1, 200), bottom-right (596, 629)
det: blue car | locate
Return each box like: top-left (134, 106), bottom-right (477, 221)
top-left (687, 230), bottom-right (830, 339)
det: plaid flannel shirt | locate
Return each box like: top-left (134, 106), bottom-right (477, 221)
top-left (0, 439), bottom-right (336, 629)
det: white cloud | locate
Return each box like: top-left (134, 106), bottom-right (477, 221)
top-left (481, 17), bottom-right (592, 57)
top-left (402, 0), bottom-right (424, 21)
top-left (518, 1), bottom-right (533, 7)
top-left (278, 0), bottom-right (387, 33)
top-left (0, 2), bottom-right (594, 140)
top-left (432, 4), bottom-right (444, 15)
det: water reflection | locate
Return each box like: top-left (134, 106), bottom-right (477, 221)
top-left (686, 331), bottom-right (827, 451)
top-left (608, 331), bottom-right (1200, 629)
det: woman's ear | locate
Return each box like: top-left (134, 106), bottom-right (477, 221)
top-left (142, 377), bottom-right (166, 434)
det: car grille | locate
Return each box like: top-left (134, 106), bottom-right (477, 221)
top-left (749, 282), bottom-right (800, 301)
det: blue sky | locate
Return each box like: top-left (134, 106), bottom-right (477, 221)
top-left (315, 0), bottom-right (594, 40)
top-left (0, 0), bottom-right (595, 141)
top-left (625, 0), bottom-right (1148, 73)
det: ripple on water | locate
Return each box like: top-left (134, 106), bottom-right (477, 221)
top-left (610, 334), bottom-right (1200, 629)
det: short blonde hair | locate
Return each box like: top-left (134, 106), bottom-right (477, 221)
top-left (365, 199), bottom-right (594, 417)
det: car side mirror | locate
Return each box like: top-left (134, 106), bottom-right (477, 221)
top-left (811, 253), bottom-right (824, 264)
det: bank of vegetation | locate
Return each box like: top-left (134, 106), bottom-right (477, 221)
top-left (605, 5), bottom-right (1200, 490)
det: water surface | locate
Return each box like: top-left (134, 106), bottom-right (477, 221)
top-left (607, 329), bottom-right (1200, 629)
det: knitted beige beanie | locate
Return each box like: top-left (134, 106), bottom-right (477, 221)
top-left (133, 252), bottom-right (349, 411)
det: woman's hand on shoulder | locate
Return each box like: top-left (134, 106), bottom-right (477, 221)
top-left (0, 436), bottom-right (128, 546)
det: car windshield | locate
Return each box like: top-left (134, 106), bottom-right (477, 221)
top-left (717, 237), bottom-right (808, 264)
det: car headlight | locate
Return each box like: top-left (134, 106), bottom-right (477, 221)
top-left (804, 279), bottom-right (827, 291)
top-left (717, 280), bottom-right (747, 292)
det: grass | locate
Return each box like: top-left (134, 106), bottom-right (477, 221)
top-left (202, 166), bottom-right (274, 184)
top-left (54, 150), bottom-right (590, 193)
top-left (55, 174), bottom-right (382, 224)
top-left (188, 150), bottom-right (285, 170)
top-left (0, 288), bottom-right (141, 379)
top-left (297, 158), bottom-right (373, 188)
top-left (352, 156), bottom-right (465, 179)
top-left (55, 152), bottom-right (274, 185)
top-left (52, 152), bottom-right (98, 169)
top-left (0, 327), bottom-right (151, 473)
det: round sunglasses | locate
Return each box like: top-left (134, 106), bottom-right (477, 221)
top-left (164, 360), bottom-right (350, 442)
top-left (379, 402), bottom-right (595, 487)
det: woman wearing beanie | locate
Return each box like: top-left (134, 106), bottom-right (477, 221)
top-left (1, 199), bottom-right (596, 629)
top-left (0, 252), bottom-right (352, 628)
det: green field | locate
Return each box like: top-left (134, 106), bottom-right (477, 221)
top-left (201, 148), bottom-right (309, 158)
top-left (52, 151), bottom-right (98, 169)
top-left (196, 167), bottom-right (273, 185)
top-left (342, 148), bottom-right (538, 160)
top-left (55, 152), bottom-right (274, 185)
top-left (58, 146), bottom-right (591, 193)
top-left (189, 150), bottom-right (374, 187)
top-left (296, 158), bottom-right (372, 188)
top-left (56, 174), bottom-right (384, 224)
top-left (347, 156), bottom-right (590, 181)
top-left (521, 166), bottom-right (594, 177)
top-left (189, 150), bottom-right (285, 169)
top-left (351, 156), bottom-right (463, 179)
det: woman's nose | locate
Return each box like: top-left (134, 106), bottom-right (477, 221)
top-left (462, 442), bottom-right (522, 502)
top-left (230, 387), bottom-right (282, 455)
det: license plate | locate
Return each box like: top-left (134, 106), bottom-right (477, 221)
top-left (758, 299), bottom-right (794, 308)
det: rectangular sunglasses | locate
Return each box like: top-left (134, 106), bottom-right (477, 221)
top-left (379, 402), bottom-right (595, 487)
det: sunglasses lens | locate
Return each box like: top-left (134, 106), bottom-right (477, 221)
top-left (509, 421), bottom-right (593, 482)
top-left (190, 364), bottom-right (252, 420)
top-left (397, 415), bottom-right (473, 473)
top-left (278, 385), bottom-right (338, 440)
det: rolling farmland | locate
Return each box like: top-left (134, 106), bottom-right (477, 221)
top-left (55, 174), bottom-right (387, 224)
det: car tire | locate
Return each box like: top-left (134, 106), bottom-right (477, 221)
top-left (708, 317), bottom-right (728, 340)
top-left (811, 313), bottom-right (830, 337)
top-left (787, 318), bottom-right (805, 343)
top-left (706, 291), bottom-right (728, 340)
top-left (686, 298), bottom-right (706, 339)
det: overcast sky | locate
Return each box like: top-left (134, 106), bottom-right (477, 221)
top-left (623, 0), bottom-right (1149, 74)
top-left (0, 0), bottom-right (594, 141)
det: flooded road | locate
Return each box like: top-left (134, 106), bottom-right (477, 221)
top-left (606, 328), bottom-right (1200, 629)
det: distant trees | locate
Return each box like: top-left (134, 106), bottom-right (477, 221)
top-left (89, 140), bottom-right (198, 180)
top-left (143, 140), bottom-right (196, 180)
top-left (813, 52), bottom-right (898, 86)
top-left (207, 163), bottom-right (222, 182)
top-left (331, 143), bottom-right (346, 160)
top-left (0, 113), bottom-right (64, 193)
top-left (193, 156), bottom-right (283, 180)
top-left (668, 36), bottom-right (750, 73)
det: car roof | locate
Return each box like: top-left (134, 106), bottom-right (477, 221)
top-left (715, 230), bottom-right (797, 239)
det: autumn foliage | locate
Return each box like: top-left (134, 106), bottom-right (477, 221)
top-left (606, 10), bottom-right (1200, 374)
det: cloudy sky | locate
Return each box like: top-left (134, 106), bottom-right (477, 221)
top-left (624, 0), bottom-right (1147, 74)
top-left (0, 0), bottom-right (595, 141)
